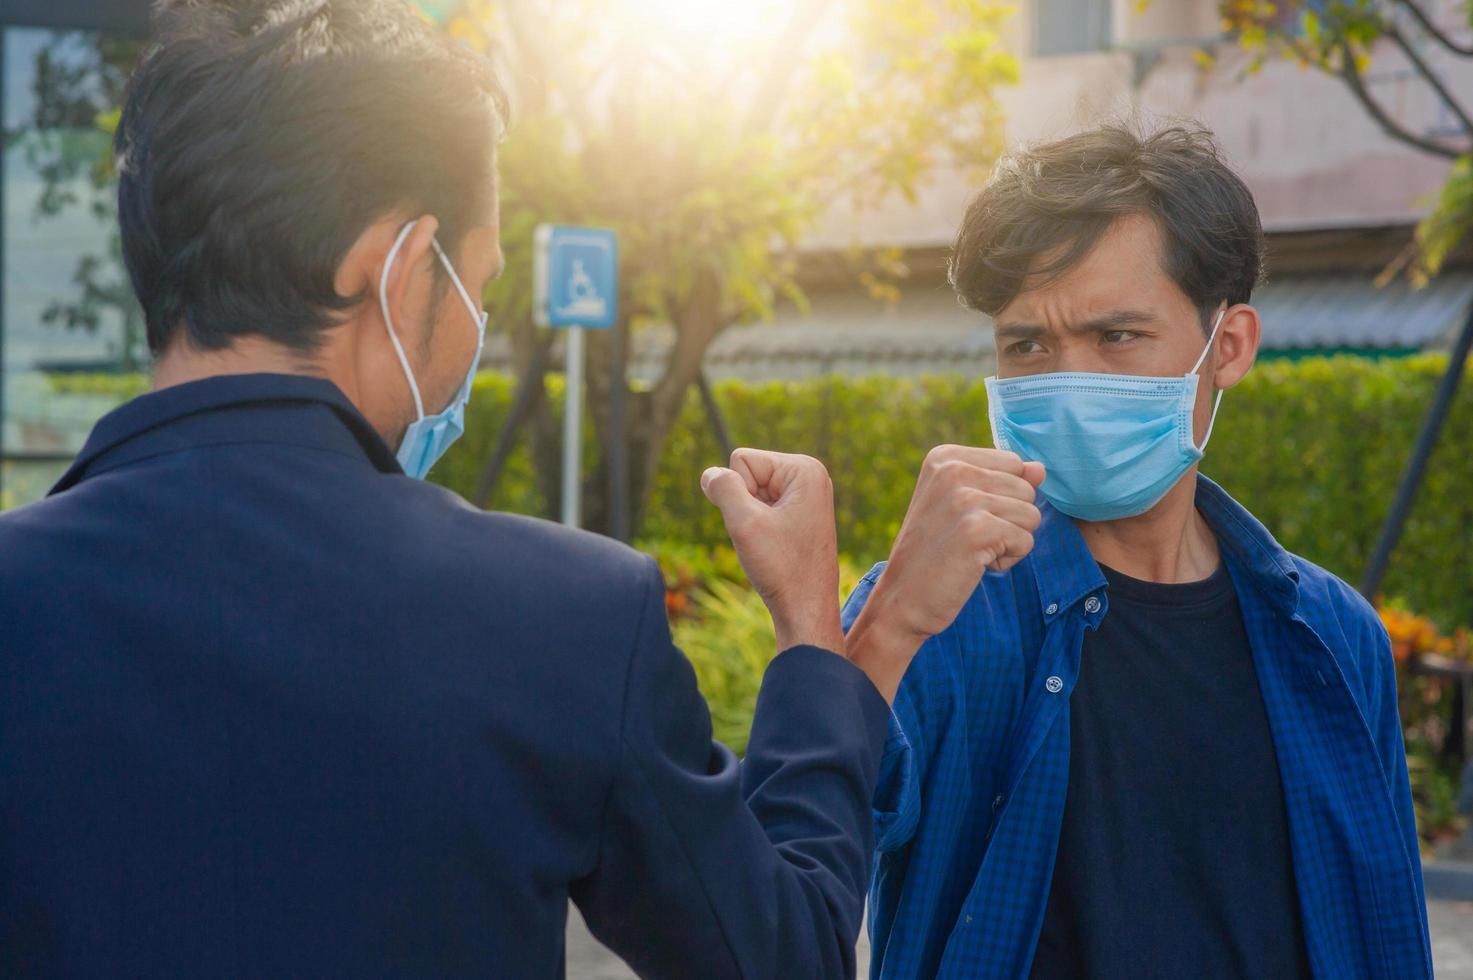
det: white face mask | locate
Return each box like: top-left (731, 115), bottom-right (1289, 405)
top-left (378, 219), bottom-right (489, 479)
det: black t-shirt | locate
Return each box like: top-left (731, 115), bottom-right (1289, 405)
top-left (1028, 561), bottom-right (1312, 980)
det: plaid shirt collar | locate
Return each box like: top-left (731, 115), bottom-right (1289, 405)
top-left (1029, 473), bottom-right (1302, 622)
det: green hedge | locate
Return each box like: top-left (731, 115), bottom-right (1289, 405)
top-left (434, 354), bottom-right (1473, 629)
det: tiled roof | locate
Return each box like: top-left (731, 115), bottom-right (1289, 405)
top-left (483, 271), bottom-right (1473, 381)
top-left (1253, 272), bottom-right (1473, 349)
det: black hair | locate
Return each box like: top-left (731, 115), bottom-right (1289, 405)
top-left (950, 123), bottom-right (1264, 330)
top-left (115, 0), bottom-right (509, 354)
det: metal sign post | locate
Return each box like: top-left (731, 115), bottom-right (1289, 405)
top-left (533, 224), bottom-right (618, 529)
top-left (561, 326), bottom-right (585, 526)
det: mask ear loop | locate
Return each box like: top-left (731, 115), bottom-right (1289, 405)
top-left (379, 220), bottom-right (426, 420)
top-left (430, 238), bottom-right (484, 325)
top-left (430, 237), bottom-right (490, 395)
top-left (1192, 306), bottom-right (1228, 451)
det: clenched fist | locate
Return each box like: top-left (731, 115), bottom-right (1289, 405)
top-left (701, 448), bottom-right (845, 655)
top-left (846, 446), bottom-right (1045, 701)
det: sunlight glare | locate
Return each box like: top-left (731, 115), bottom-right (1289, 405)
top-left (624, 0), bottom-right (797, 45)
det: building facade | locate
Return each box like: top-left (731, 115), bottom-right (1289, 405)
top-left (1, 1), bottom-right (148, 506)
top-left (488, 1), bottom-right (1473, 384)
top-left (743, 0), bottom-right (1473, 381)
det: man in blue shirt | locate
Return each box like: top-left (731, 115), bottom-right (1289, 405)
top-left (841, 126), bottom-right (1432, 978)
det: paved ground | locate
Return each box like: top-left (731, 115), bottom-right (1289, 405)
top-left (1431, 899), bottom-right (1473, 978)
top-left (566, 897), bottom-right (1473, 978)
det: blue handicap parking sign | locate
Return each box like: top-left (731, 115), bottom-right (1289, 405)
top-left (534, 224), bottom-right (618, 329)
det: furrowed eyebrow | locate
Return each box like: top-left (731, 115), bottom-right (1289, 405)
top-left (995, 310), bottom-right (1157, 341)
top-left (995, 323), bottom-right (1048, 341)
top-left (1074, 310), bottom-right (1157, 333)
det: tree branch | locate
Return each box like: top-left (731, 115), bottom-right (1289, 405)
top-left (739, 0), bottom-right (833, 135)
top-left (1337, 41), bottom-right (1463, 159)
top-left (652, 269), bottom-right (728, 421)
top-left (499, 2), bottom-right (545, 91)
top-left (1385, 23), bottom-right (1473, 141)
top-left (1392, 0), bottom-right (1473, 57)
top-left (501, 0), bottom-right (596, 135)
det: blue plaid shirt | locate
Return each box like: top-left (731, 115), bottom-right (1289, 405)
top-left (841, 476), bottom-right (1432, 979)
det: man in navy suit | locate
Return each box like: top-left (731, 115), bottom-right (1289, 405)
top-left (0, 1), bottom-right (1044, 976)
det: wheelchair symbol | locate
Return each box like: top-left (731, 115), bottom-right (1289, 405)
top-left (555, 259), bottom-right (608, 320)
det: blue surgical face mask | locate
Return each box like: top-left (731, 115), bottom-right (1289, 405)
top-left (379, 219), bottom-right (489, 480)
top-left (985, 308), bottom-right (1227, 523)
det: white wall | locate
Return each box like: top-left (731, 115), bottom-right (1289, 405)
top-left (808, 1), bottom-right (1465, 248)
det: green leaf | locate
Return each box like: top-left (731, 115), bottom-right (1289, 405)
top-left (1414, 155), bottom-right (1473, 278)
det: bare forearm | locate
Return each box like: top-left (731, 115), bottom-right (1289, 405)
top-left (772, 602), bottom-right (846, 662)
top-left (840, 445), bottom-right (1045, 702)
top-left (842, 578), bottom-right (927, 704)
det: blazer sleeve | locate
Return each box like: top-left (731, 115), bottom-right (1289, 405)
top-left (841, 564), bottom-right (929, 853)
top-left (570, 557), bottom-right (891, 979)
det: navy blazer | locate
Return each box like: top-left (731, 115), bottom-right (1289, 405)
top-left (0, 374), bottom-right (889, 978)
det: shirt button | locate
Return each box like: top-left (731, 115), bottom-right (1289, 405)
top-left (1046, 676), bottom-right (1064, 694)
top-left (993, 794), bottom-right (1004, 811)
top-left (1083, 595), bottom-right (1101, 614)
top-left (1045, 602), bottom-right (1059, 615)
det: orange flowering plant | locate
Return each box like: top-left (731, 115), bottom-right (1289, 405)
top-left (1377, 600), bottom-right (1471, 847)
top-left (645, 541), bottom-right (748, 625)
top-left (1379, 603), bottom-right (1473, 666)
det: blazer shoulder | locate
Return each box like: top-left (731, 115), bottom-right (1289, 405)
top-left (423, 488), bottom-right (663, 608)
top-left (0, 494), bottom-right (87, 574)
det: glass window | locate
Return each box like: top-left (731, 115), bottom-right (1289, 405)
top-left (2, 26), bottom-right (144, 508)
top-left (1033, 0), bottom-right (1113, 57)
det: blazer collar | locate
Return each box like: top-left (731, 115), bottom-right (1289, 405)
top-left (51, 372), bottom-right (401, 494)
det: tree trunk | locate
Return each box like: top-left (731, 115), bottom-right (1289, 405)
top-left (580, 273), bottom-right (728, 538)
top-left (628, 271), bottom-right (729, 536)
top-left (504, 312), bottom-right (562, 521)
top-left (495, 269), bottom-right (729, 538)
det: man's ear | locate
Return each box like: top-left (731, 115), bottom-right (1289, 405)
top-left (378, 218), bottom-right (441, 339)
top-left (1212, 303), bottom-right (1261, 391)
top-left (332, 215), bottom-right (441, 331)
